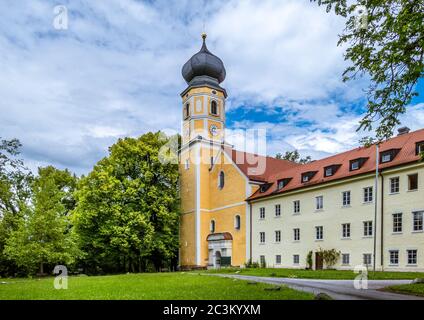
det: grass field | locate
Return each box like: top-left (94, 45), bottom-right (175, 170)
top-left (385, 283), bottom-right (424, 297)
top-left (205, 268), bottom-right (424, 280)
top-left (0, 273), bottom-right (313, 300)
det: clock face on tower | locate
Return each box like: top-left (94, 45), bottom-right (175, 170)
top-left (210, 125), bottom-right (218, 136)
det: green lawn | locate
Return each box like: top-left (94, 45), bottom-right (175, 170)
top-left (0, 273), bottom-right (313, 300)
top-left (205, 268), bottom-right (424, 280)
top-left (385, 283), bottom-right (424, 297)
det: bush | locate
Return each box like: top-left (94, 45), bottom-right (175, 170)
top-left (306, 251), bottom-right (313, 269)
top-left (317, 247), bottom-right (341, 269)
top-left (244, 259), bottom-right (260, 268)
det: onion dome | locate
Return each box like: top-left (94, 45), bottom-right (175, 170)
top-left (182, 33), bottom-right (226, 85)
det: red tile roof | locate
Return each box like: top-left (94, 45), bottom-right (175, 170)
top-left (248, 128), bottom-right (424, 201)
top-left (224, 148), bottom-right (301, 182)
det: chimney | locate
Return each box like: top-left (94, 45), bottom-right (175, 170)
top-left (397, 127), bottom-right (410, 136)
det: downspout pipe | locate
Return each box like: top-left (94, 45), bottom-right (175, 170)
top-left (380, 173), bottom-right (384, 270)
top-left (373, 143), bottom-right (379, 272)
top-left (249, 202), bottom-right (253, 263)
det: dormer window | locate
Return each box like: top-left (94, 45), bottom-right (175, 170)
top-left (416, 141), bottom-right (424, 155)
top-left (301, 171), bottom-right (317, 183)
top-left (211, 100), bottom-right (218, 115)
top-left (277, 178), bottom-right (292, 190)
top-left (324, 164), bottom-right (341, 177)
top-left (380, 149), bottom-right (400, 163)
top-left (260, 183), bottom-right (272, 193)
top-left (349, 158), bottom-right (368, 171)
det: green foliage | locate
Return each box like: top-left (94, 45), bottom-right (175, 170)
top-left (245, 259), bottom-right (260, 268)
top-left (0, 138), bottom-right (33, 276)
top-left (317, 247), bottom-right (341, 269)
top-left (313, 0), bottom-right (424, 141)
top-left (72, 132), bottom-right (180, 273)
top-left (275, 150), bottom-right (312, 164)
top-left (4, 166), bottom-right (79, 275)
top-left (306, 251), bottom-right (313, 269)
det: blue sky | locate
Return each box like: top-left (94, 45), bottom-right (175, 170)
top-left (0, 0), bottom-right (423, 174)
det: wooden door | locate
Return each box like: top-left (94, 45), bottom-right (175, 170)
top-left (315, 252), bottom-right (323, 270)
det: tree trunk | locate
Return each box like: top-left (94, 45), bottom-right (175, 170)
top-left (40, 262), bottom-right (44, 275)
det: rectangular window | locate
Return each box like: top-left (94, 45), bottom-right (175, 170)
top-left (293, 228), bottom-right (300, 241)
top-left (293, 255), bottom-right (300, 265)
top-left (390, 177), bottom-right (400, 193)
top-left (315, 196), bottom-right (323, 210)
top-left (260, 255), bottom-right (266, 266)
top-left (408, 174), bottom-right (418, 191)
top-left (342, 191), bottom-right (351, 206)
top-left (275, 230), bottom-right (281, 243)
top-left (407, 250), bottom-right (417, 265)
top-left (293, 200), bottom-right (300, 214)
top-left (259, 207), bottom-right (265, 219)
top-left (259, 232), bottom-right (265, 244)
top-left (393, 213), bottom-right (403, 233)
top-left (351, 161), bottom-right (360, 171)
top-left (342, 223), bottom-right (351, 238)
top-left (185, 159), bottom-right (190, 170)
top-left (364, 221), bottom-right (373, 237)
top-left (389, 250), bottom-right (399, 265)
top-left (364, 187), bottom-right (373, 203)
top-left (413, 211), bottom-right (423, 231)
top-left (417, 142), bottom-right (424, 155)
top-left (382, 153), bottom-right (391, 163)
top-left (363, 254), bottom-right (372, 266)
top-left (275, 204), bottom-right (281, 217)
top-left (316, 226), bottom-right (323, 240)
top-left (342, 254), bottom-right (350, 265)
top-left (325, 167), bottom-right (333, 177)
top-left (276, 255), bottom-right (281, 265)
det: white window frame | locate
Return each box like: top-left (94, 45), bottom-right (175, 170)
top-left (293, 228), bottom-right (300, 241)
top-left (363, 253), bottom-right (372, 266)
top-left (413, 211), bottom-right (423, 232)
top-left (342, 223), bottom-right (351, 239)
top-left (390, 177), bottom-right (400, 194)
top-left (275, 230), bottom-right (281, 243)
top-left (389, 250), bottom-right (399, 265)
top-left (315, 226), bottom-right (323, 240)
top-left (325, 167), bottom-right (333, 177)
top-left (276, 255), bottom-right (282, 265)
top-left (315, 196), bottom-right (324, 210)
top-left (342, 191), bottom-right (351, 206)
top-left (293, 254), bottom-right (300, 265)
top-left (259, 207), bottom-right (265, 220)
top-left (293, 200), bottom-right (300, 214)
top-left (342, 253), bottom-right (350, 265)
top-left (382, 153), bottom-right (391, 163)
top-left (407, 250), bottom-right (417, 265)
top-left (393, 213), bottom-right (402, 233)
top-left (363, 221), bottom-right (373, 237)
top-left (259, 232), bottom-right (266, 244)
top-left (275, 204), bottom-right (281, 217)
top-left (363, 187), bottom-right (373, 203)
top-left (351, 161), bottom-right (359, 170)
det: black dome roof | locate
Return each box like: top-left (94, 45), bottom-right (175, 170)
top-left (182, 34), bottom-right (226, 84)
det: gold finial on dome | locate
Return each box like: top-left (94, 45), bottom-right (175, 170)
top-left (201, 32), bottom-right (207, 41)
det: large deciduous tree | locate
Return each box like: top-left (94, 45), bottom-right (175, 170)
top-left (0, 138), bottom-right (32, 276)
top-left (73, 132), bottom-right (180, 273)
top-left (4, 166), bottom-right (79, 275)
top-left (314, 0), bottom-right (424, 140)
top-left (276, 150), bottom-right (312, 164)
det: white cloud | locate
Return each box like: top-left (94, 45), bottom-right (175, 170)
top-left (0, 0), bottom-right (421, 174)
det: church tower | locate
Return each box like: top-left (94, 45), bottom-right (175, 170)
top-left (179, 34), bottom-right (230, 268)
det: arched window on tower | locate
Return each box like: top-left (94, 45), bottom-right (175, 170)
top-left (218, 171), bottom-right (225, 189)
top-left (211, 100), bottom-right (218, 116)
top-left (234, 215), bottom-right (241, 230)
top-left (210, 220), bottom-right (216, 233)
top-left (184, 103), bottom-right (190, 119)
